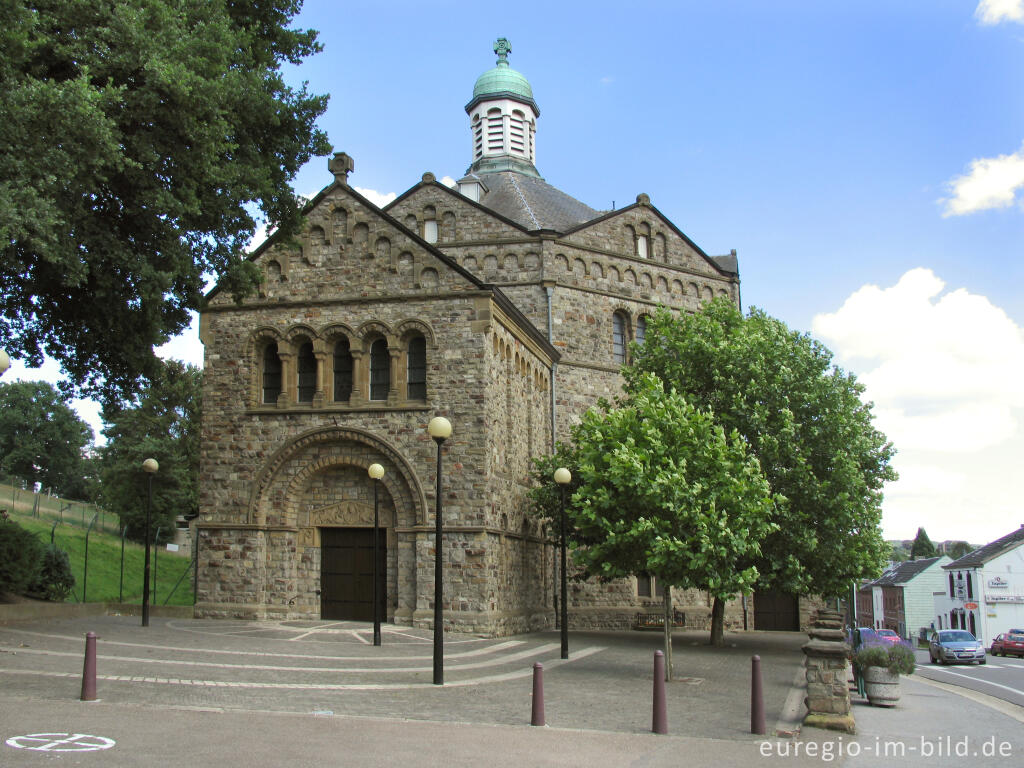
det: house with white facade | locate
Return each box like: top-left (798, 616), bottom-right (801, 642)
top-left (855, 556), bottom-right (950, 640)
top-left (935, 525), bottom-right (1024, 647)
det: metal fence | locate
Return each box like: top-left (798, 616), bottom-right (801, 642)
top-left (0, 476), bottom-right (120, 535)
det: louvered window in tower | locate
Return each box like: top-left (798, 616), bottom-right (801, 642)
top-left (487, 109), bottom-right (504, 153)
top-left (297, 342), bottom-right (317, 403)
top-left (473, 114), bottom-right (483, 160)
top-left (370, 339), bottom-right (390, 401)
top-left (510, 111), bottom-right (526, 155)
top-left (407, 336), bottom-right (426, 401)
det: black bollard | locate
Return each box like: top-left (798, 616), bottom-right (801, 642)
top-left (80, 632), bottom-right (97, 702)
top-left (751, 654), bottom-right (766, 735)
top-left (531, 662), bottom-right (546, 726)
top-left (652, 650), bottom-right (668, 734)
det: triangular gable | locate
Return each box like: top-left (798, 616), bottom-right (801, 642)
top-left (562, 199), bottom-right (735, 279)
top-left (205, 180), bottom-right (487, 305)
top-left (385, 177), bottom-right (534, 239)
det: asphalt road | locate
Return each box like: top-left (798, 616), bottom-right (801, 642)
top-left (914, 648), bottom-right (1024, 708)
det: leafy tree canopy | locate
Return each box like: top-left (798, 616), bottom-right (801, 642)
top-left (627, 299), bottom-right (897, 597)
top-left (910, 527), bottom-right (937, 559)
top-left (948, 540), bottom-right (974, 560)
top-left (0, 380), bottom-right (93, 496)
top-left (0, 0), bottom-right (330, 404)
top-left (98, 360), bottom-right (200, 542)
top-left (568, 375), bottom-right (778, 597)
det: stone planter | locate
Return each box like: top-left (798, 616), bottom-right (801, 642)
top-left (862, 666), bottom-right (901, 707)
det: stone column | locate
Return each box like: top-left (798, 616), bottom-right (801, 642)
top-left (802, 609), bottom-right (855, 734)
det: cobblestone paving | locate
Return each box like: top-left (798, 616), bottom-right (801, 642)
top-left (0, 616), bottom-right (807, 738)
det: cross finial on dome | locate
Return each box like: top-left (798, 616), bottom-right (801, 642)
top-left (494, 38), bottom-right (511, 67)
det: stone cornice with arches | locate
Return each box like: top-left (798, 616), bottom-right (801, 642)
top-left (245, 425), bottom-right (428, 528)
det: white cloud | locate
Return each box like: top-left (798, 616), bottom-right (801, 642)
top-left (976, 0), bottom-right (1024, 25)
top-left (354, 186), bottom-right (397, 208)
top-left (813, 269), bottom-right (1024, 542)
top-left (941, 141), bottom-right (1024, 216)
top-left (440, 176), bottom-right (457, 188)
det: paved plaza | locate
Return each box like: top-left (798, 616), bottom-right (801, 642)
top-left (3, 615), bottom-right (1023, 766)
top-left (0, 616), bottom-right (806, 737)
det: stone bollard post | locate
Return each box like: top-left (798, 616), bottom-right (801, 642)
top-left (802, 610), bottom-right (854, 734)
top-left (80, 631), bottom-right (97, 702)
top-left (750, 654), bottom-right (766, 735)
top-left (652, 650), bottom-right (668, 734)
top-left (530, 662), bottom-right (545, 726)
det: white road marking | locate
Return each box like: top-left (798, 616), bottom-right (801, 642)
top-left (0, 645), bottom-right (606, 690)
top-left (921, 666), bottom-right (1024, 698)
top-left (0, 628), bottom-right (523, 661)
top-left (0, 642), bottom-right (563, 674)
top-left (6, 733), bottom-right (115, 752)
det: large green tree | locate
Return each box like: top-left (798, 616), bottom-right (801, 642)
top-left (0, 0), bottom-right (330, 404)
top-left (568, 376), bottom-right (777, 657)
top-left (910, 527), bottom-right (937, 559)
top-left (98, 360), bottom-right (200, 542)
top-left (0, 380), bottom-right (93, 496)
top-left (627, 300), bottom-right (896, 606)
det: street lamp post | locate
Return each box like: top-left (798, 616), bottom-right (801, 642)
top-left (427, 416), bottom-right (452, 685)
top-left (368, 462), bottom-right (385, 647)
top-left (554, 467), bottom-right (572, 660)
top-left (141, 458), bottom-right (159, 627)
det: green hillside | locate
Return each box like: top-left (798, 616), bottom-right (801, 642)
top-left (6, 510), bottom-right (194, 606)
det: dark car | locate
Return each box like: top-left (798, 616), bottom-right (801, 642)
top-left (991, 632), bottom-right (1024, 657)
top-left (929, 629), bottom-right (986, 665)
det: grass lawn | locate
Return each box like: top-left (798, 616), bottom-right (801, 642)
top-left (7, 511), bottom-right (195, 606)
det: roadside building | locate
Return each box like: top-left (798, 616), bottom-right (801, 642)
top-left (935, 525), bottom-right (1024, 646)
top-left (854, 556), bottom-right (950, 640)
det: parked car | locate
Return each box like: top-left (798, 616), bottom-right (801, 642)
top-left (991, 632), bottom-right (1024, 657)
top-left (876, 629), bottom-right (901, 645)
top-left (929, 629), bottom-right (987, 665)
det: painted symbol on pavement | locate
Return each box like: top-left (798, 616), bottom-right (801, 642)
top-left (6, 733), bottom-right (116, 752)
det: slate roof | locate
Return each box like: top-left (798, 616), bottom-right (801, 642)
top-left (945, 525), bottom-right (1024, 569)
top-left (870, 556), bottom-right (946, 587)
top-left (474, 171), bottom-right (603, 232)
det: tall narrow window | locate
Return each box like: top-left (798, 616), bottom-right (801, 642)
top-left (407, 335), bottom-right (426, 401)
top-left (612, 312), bottom-right (627, 364)
top-left (369, 339), bottom-right (390, 401)
top-left (423, 206), bottom-right (438, 243)
top-left (297, 342), bottom-right (316, 403)
top-left (966, 573), bottom-right (973, 600)
top-left (334, 339), bottom-right (353, 402)
top-left (262, 343), bottom-right (281, 405)
top-left (636, 235), bottom-right (649, 258)
top-left (636, 315), bottom-right (647, 346)
top-left (637, 574), bottom-right (652, 598)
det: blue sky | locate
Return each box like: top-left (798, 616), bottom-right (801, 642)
top-left (9, 1), bottom-right (1024, 545)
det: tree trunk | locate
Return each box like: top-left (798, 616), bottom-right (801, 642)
top-left (709, 595), bottom-right (726, 646)
top-left (663, 587), bottom-right (673, 681)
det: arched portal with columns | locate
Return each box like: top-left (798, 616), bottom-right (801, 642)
top-left (240, 426), bottom-right (427, 621)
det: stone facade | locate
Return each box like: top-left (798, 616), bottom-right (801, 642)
top-left (195, 46), bottom-right (782, 636)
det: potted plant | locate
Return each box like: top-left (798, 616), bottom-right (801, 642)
top-left (852, 640), bottom-right (916, 707)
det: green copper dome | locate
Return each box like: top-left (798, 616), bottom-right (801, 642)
top-left (465, 38), bottom-right (539, 115)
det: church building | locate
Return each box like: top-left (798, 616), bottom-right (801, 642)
top-left (195, 40), bottom-right (743, 635)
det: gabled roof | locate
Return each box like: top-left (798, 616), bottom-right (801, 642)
top-left (563, 198), bottom-right (738, 279)
top-left (870, 556), bottom-right (948, 586)
top-left (945, 525), bottom-right (1024, 569)
top-left (202, 179), bottom-right (559, 363)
